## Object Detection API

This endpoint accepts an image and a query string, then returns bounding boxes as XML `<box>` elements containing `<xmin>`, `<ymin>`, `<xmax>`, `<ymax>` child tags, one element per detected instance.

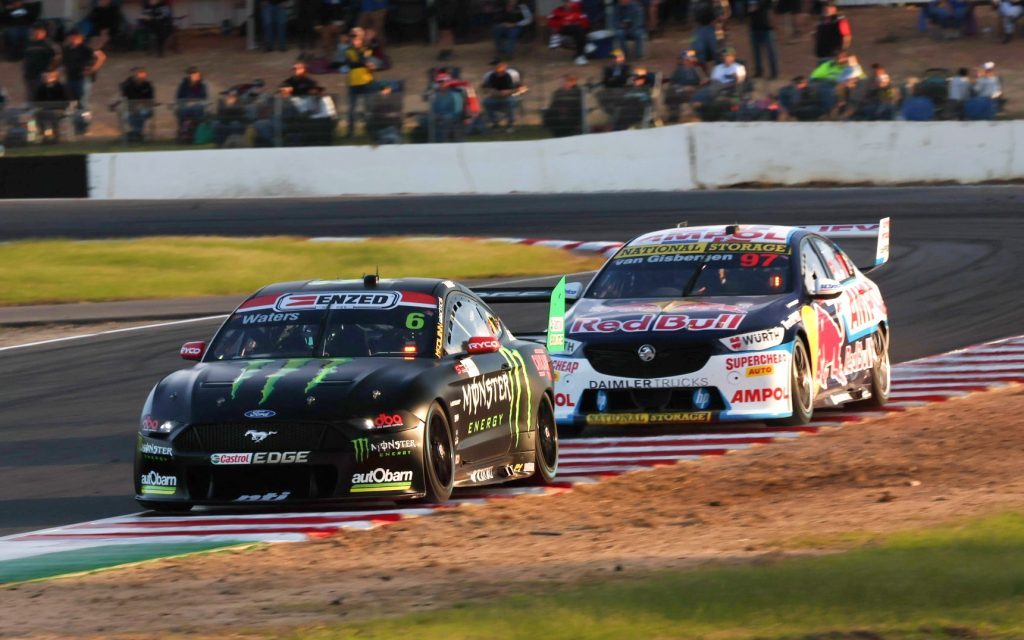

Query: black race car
<box><xmin>135</xmin><ymin>276</ymin><xmax>558</xmax><ymax>511</ymax></box>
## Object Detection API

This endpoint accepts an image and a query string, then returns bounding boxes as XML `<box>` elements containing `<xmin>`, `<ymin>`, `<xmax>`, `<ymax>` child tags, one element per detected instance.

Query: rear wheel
<box><xmin>419</xmin><ymin>402</ymin><xmax>455</xmax><ymax>504</ymax></box>
<box><xmin>856</xmin><ymin>327</ymin><xmax>890</xmax><ymax>408</ymax></box>
<box><xmin>771</xmin><ymin>339</ymin><xmax>814</xmax><ymax>426</ymax></box>
<box><xmin>138</xmin><ymin>500</ymin><xmax>193</xmax><ymax>513</ymax></box>
<box><xmin>527</xmin><ymin>394</ymin><xmax>559</xmax><ymax>485</ymax></box>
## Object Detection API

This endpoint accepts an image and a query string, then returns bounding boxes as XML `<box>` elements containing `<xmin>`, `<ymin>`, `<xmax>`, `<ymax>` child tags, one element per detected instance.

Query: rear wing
<box><xmin>473</xmin><ymin>278</ymin><xmax>576</xmax><ymax>353</ymax></box>
<box><xmin>800</xmin><ymin>217</ymin><xmax>891</xmax><ymax>273</ymax></box>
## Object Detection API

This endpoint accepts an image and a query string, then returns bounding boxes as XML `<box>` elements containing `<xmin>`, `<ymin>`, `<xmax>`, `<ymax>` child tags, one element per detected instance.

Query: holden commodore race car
<box><xmin>135</xmin><ymin>276</ymin><xmax>558</xmax><ymax>511</ymax></box>
<box><xmin>543</xmin><ymin>221</ymin><xmax>892</xmax><ymax>434</ymax></box>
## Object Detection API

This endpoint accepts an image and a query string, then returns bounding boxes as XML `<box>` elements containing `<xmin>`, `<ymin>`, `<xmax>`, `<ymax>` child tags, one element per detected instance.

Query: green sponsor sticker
<box><xmin>547</xmin><ymin>276</ymin><xmax>566</xmax><ymax>354</ymax></box>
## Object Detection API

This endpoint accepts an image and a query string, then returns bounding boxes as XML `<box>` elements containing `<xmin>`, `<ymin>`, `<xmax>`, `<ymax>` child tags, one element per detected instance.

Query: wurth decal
<box><xmin>570</xmin><ymin>313</ymin><xmax>744</xmax><ymax>334</ymax></box>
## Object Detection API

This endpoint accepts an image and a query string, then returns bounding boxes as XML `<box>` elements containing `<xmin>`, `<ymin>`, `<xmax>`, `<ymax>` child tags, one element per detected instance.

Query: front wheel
<box><xmin>527</xmin><ymin>394</ymin><xmax>559</xmax><ymax>485</ymax></box>
<box><xmin>419</xmin><ymin>402</ymin><xmax>455</xmax><ymax>504</ymax></box>
<box><xmin>856</xmin><ymin>327</ymin><xmax>890</xmax><ymax>408</ymax></box>
<box><xmin>770</xmin><ymin>339</ymin><xmax>814</xmax><ymax>426</ymax></box>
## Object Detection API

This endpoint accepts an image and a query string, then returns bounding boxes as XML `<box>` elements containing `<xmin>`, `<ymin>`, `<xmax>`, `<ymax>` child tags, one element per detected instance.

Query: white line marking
<box><xmin>0</xmin><ymin>315</ymin><xmax>227</xmax><ymax>352</ymax></box>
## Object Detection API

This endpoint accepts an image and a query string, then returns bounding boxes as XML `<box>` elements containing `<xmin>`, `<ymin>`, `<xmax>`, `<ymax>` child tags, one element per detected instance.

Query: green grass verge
<box><xmin>0</xmin><ymin>237</ymin><xmax>602</xmax><ymax>306</ymax></box>
<box><xmin>282</xmin><ymin>513</ymin><xmax>1024</xmax><ymax>640</ymax></box>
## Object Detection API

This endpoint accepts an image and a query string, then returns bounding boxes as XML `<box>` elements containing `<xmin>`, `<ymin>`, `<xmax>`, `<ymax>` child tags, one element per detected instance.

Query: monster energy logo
<box><xmin>353</xmin><ymin>437</ymin><xmax>370</xmax><ymax>462</ymax></box>
<box><xmin>498</xmin><ymin>347</ymin><xmax>532</xmax><ymax>447</ymax></box>
<box><xmin>353</xmin><ymin>437</ymin><xmax>416</xmax><ymax>462</ymax></box>
<box><xmin>258</xmin><ymin>359</ymin><xmax>311</xmax><ymax>405</ymax></box>
<box><xmin>304</xmin><ymin>358</ymin><xmax>351</xmax><ymax>394</ymax></box>
<box><xmin>231</xmin><ymin>360</ymin><xmax>272</xmax><ymax>400</ymax></box>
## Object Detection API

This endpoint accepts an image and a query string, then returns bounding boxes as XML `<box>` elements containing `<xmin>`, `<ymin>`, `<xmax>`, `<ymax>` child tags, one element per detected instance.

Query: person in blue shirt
<box><xmin>612</xmin><ymin>0</ymin><xmax>646</xmax><ymax>58</ymax></box>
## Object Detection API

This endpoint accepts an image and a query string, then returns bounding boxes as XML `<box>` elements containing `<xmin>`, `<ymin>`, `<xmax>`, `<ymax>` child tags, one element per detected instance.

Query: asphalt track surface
<box><xmin>2</xmin><ymin>187</ymin><xmax>1023</xmax><ymax>536</ymax></box>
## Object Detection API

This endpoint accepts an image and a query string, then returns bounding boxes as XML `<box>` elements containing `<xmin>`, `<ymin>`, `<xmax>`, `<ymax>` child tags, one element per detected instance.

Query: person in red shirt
<box><xmin>547</xmin><ymin>0</ymin><xmax>591</xmax><ymax>65</ymax></box>
<box><xmin>813</xmin><ymin>2</ymin><xmax>851</xmax><ymax>59</ymax></box>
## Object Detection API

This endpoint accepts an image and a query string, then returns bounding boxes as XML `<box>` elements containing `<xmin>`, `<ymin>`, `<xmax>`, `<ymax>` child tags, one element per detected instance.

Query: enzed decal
<box><xmin>585</xmin><ymin>412</ymin><xmax>712</xmax><ymax>425</ymax></box>
<box><xmin>140</xmin><ymin>470</ymin><xmax>177</xmax><ymax>495</ymax></box>
<box><xmin>259</xmin><ymin>359</ymin><xmax>312</xmax><ymax>405</ymax></box>
<box><xmin>231</xmin><ymin>360</ymin><xmax>272</xmax><ymax>400</ymax></box>
<box><xmin>274</xmin><ymin>291</ymin><xmax>400</xmax><ymax>312</ymax></box>
<box><xmin>350</xmin><ymin>468</ymin><xmax>414</xmax><ymax>492</ymax></box>
<box><xmin>304</xmin><ymin>358</ymin><xmax>352</xmax><ymax>394</ymax></box>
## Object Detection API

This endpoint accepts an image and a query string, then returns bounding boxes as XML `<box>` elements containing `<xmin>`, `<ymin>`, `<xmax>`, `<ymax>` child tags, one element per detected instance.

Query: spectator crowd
<box><xmin>0</xmin><ymin>0</ymin><xmax>1014</xmax><ymax>146</ymax></box>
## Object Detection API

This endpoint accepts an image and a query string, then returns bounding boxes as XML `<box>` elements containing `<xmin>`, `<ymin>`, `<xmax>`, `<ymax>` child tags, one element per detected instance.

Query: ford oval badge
<box><xmin>244</xmin><ymin>409</ymin><xmax>276</xmax><ymax>419</ymax></box>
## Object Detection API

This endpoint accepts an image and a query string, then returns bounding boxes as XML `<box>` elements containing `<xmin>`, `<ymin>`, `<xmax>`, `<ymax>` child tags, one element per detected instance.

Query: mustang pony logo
<box><xmin>245</xmin><ymin>430</ymin><xmax>277</xmax><ymax>443</ymax></box>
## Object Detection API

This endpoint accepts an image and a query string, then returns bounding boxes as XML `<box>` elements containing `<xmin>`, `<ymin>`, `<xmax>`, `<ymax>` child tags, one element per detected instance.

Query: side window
<box><xmin>444</xmin><ymin>295</ymin><xmax>494</xmax><ymax>355</ymax></box>
<box><xmin>811</xmin><ymin>237</ymin><xmax>854</xmax><ymax>282</ymax></box>
<box><xmin>801</xmin><ymin>240</ymin><xmax>831</xmax><ymax>292</ymax></box>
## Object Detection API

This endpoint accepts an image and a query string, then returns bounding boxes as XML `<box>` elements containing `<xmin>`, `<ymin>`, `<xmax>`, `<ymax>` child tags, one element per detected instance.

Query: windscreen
<box><xmin>207</xmin><ymin>291</ymin><xmax>439</xmax><ymax>360</ymax></box>
<box><xmin>588</xmin><ymin>242</ymin><xmax>794</xmax><ymax>299</ymax></box>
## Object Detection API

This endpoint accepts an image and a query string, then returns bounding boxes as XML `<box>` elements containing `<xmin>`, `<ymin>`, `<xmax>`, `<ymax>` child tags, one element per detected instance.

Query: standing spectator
<box><xmin>813</xmin><ymin>2</ymin><xmax>850</xmax><ymax>59</ymax></box>
<box><xmin>344</xmin><ymin>27</ymin><xmax>376</xmax><ymax>136</ymax></box>
<box><xmin>612</xmin><ymin>0</ymin><xmax>646</xmax><ymax>59</ymax></box>
<box><xmin>436</xmin><ymin>0</ymin><xmax>457</xmax><ymax>60</ymax></box>
<box><xmin>710</xmin><ymin>47</ymin><xmax>746</xmax><ymax>86</ymax></box>
<box><xmin>33</xmin><ymin>67</ymin><xmax>70</xmax><ymax>142</ymax></box>
<box><xmin>747</xmin><ymin>0</ymin><xmax>777</xmax><ymax>79</ymax></box>
<box><xmin>492</xmin><ymin>0</ymin><xmax>532</xmax><ymax>60</ymax></box>
<box><xmin>284</xmin><ymin>61</ymin><xmax>320</xmax><ymax>96</ymax></box>
<box><xmin>996</xmin><ymin>0</ymin><xmax>1022</xmax><ymax>42</ymax></box>
<box><xmin>774</xmin><ymin>0</ymin><xmax>802</xmax><ymax>41</ymax></box>
<box><xmin>430</xmin><ymin>74</ymin><xmax>464</xmax><ymax>141</ymax></box>
<box><xmin>87</xmin><ymin>0</ymin><xmax>124</xmax><ymax>45</ymax></box>
<box><xmin>664</xmin><ymin>50</ymin><xmax>704</xmax><ymax>122</ymax></box>
<box><xmin>358</xmin><ymin>0</ymin><xmax>388</xmax><ymax>44</ymax></box>
<box><xmin>140</xmin><ymin>0</ymin><xmax>173</xmax><ymax>56</ymax></box>
<box><xmin>947</xmin><ymin>66</ymin><xmax>970</xmax><ymax>117</ymax></box>
<box><xmin>119</xmin><ymin>66</ymin><xmax>155</xmax><ymax>141</ymax></box>
<box><xmin>62</xmin><ymin>28</ymin><xmax>104</xmax><ymax>134</ymax></box>
<box><xmin>22</xmin><ymin>23</ymin><xmax>56</xmax><ymax>101</ymax></box>
<box><xmin>481</xmin><ymin>60</ymin><xmax>524</xmax><ymax>131</ymax></box>
<box><xmin>294</xmin><ymin>0</ymin><xmax>318</xmax><ymax>50</ymax></box>
<box><xmin>175</xmin><ymin>66</ymin><xmax>208</xmax><ymax>125</ymax></box>
<box><xmin>262</xmin><ymin>0</ymin><xmax>288</xmax><ymax>51</ymax></box>
<box><xmin>543</xmin><ymin>74</ymin><xmax>583</xmax><ymax>136</ymax></box>
<box><xmin>547</xmin><ymin>0</ymin><xmax>590</xmax><ymax>65</ymax></box>
<box><xmin>973</xmin><ymin>62</ymin><xmax>1002</xmax><ymax>99</ymax></box>
<box><xmin>602</xmin><ymin>48</ymin><xmax>632</xmax><ymax>87</ymax></box>
<box><xmin>691</xmin><ymin>0</ymin><xmax>728</xmax><ymax>68</ymax></box>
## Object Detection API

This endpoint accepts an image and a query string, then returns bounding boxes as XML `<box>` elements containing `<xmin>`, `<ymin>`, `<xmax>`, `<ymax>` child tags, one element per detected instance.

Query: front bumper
<box><xmin>552</xmin><ymin>343</ymin><xmax>795</xmax><ymax>427</ymax></box>
<box><xmin>134</xmin><ymin>420</ymin><xmax>424</xmax><ymax>506</ymax></box>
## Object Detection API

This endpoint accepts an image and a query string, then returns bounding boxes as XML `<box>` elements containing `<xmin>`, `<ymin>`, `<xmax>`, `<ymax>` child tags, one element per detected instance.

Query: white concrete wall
<box><xmin>88</xmin><ymin>126</ymin><xmax>695</xmax><ymax>199</ymax></box>
<box><xmin>88</xmin><ymin>122</ymin><xmax>1024</xmax><ymax>199</ymax></box>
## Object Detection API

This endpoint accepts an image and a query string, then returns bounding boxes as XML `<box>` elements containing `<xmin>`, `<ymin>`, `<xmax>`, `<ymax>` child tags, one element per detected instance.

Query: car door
<box><xmin>805</xmin><ymin>236</ymin><xmax>858</xmax><ymax>392</ymax></box>
<box><xmin>444</xmin><ymin>293</ymin><xmax>515</xmax><ymax>463</ymax></box>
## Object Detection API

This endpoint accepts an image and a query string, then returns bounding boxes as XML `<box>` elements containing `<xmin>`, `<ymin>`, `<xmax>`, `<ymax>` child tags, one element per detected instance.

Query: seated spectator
<box><xmin>918</xmin><ymin>0</ymin><xmax>973</xmax><ymax>35</ymax></box>
<box><xmin>284</xmin><ymin>61</ymin><xmax>320</xmax><ymax>96</ymax></box>
<box><xmin>87</xmin><ymin>0</ymin><xmax>125</xmax><ymax>45</ymax></box>
<box><xmin>809</xmin><ymin>50</ymin><xmax>853</xmax><ymax>83</ymax></box>
<box><xmin>543</xmin><ymin>73</ymin><xmax>583</xmax><ymax>136</ymax></box>
<box><xmin>175</xmin><ymin>66</ymin><xmax>208</xmax><ymax>124</ymax></box>
<box><xmin>2</xmin><ymin>0</ymin><xmax>41</xmax><ymax>60</ymax></box>
<box><xmin>492</xmin><ymin>0</ymin><xmax>532</xmax><ymax>60</ymax></box>
<box><xmin>119</xmin><ymin>66</ymin><xmax>155</xmax><ymax>141</ymax></box>
<box><xmin>900</xmin><ymin>86</ymin><xmax>936</xmax><ymax>121</ymax></box>
<box><xmin>860</xmin><ymin>62</ymin><xmax>896</xmax><ymax>120</ymax></box>
<box><xmin>366</xmin><ymin>84</ymin><xmax>403</xmax><ymax>144</ymax></box>
<box><xmin>253</xmin><ymin>83</ymin><xmax>306</xmax><ymax>145</ymax></box>
<box><xmin>613</xmin><ymin>69</ymin><xmax>653</xmax><ymax>129</ymax></box>
<box><xmin>363</xmin><ymin>28</ymin><xmax>391</xmax><ymax>70</ymax></box>
<box><xmin>612</xmin><ymin>0</ymin><xmax>646</xmax><ymax>59</ymax></box>
<box><xmin>602</xmin><ymin>49</ymin><xmax>632</xmax><ymax>88</ymax></box>
<box><xmin>777</xmin><ymin>75</ymin><xmax>833</xmax><ymax>121</ymax></box>
<box><xmin>691</xmin><ymin>0</ymin><xmax>729</xmax><ymax>69</ymax></box>
<box><xmin>33</xmin><ymin>67</ymin><xmax>70</xmax><ymax>142</ymax></box>
<box><xmin>547</xmin><ymin>0</ymin><xmax>590</xmax><ymax>65</ymax></box>
<box><xmin>139</xmin><ymin>0</ymin><xmax>173</xmax><ymax>56</ymax></box>
<box><xmin>710</xmin><ymin>47</ymin><xmax>746</xmax><ymax>87</ymax></box>
<box><xmin>947</xmin><ymin>66</ymin><xmax>970</xmax><ymax>117</ymax></box>
<box><xmin>996</xmin><ymin>0</ymin><xmax>1023</xmax><ymax>42</ymax></box>
<box><xmin>213</xmin><ymin>90</ymin><xmax>249</xmax><ymax>147</ymax></box>
<box><xmin>963</xmin><ymin>94</ymin><xmax>998</xmax><ymax>120</ymax></box>
<box><xmin>664</xmin><ymin>50</ymin><xmax>705</xmax><ymax>122</ymax></box>
<box><xmin>973</xmin><ymin>61</ymin><xmax>1002</xmax><ymax>100</ymax></box>
<box><xmin>481</xmin><ymin>60</ymin><xmax>525</xmax><ymax>131</ymax></box>
<box><xmin>430</xmin><ymin>73</ymin><xmax>465</xmax><ymax>142</ymax></box>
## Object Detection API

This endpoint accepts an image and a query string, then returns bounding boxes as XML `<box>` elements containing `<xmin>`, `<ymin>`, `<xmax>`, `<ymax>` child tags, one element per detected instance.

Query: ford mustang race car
<box><xmin>542</xmin><ymin>221</ymin><xmax>891</xmax><ymax>433</ymax></box>
<box><xmin>135</xmin><ymin>276</ymin><xmax>558</xmax><ymax>511</ymax></box>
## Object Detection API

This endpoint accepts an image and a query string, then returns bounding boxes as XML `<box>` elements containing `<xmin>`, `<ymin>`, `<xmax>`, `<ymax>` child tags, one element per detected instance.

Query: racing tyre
<box><xmin>419</xmin><ymin>402</ymin><xmax>455</xmax><ymax>504</ymax></box>
<box><xmin>138</xmin><ymin>500</ymin><xmax>193</xmax><ymax>513</ymax></box>
<box><xmin>771</xmin><ymin>339</ymin><xmax>814</xmax><ymax>426</ymax></box>
<box><xmin>526</xmin><ymin>394</ymin><xmax>559</xmax><ymax>485</ymax></box>
<box><xmin>856</xmin><ymin>327</ymin><xmax>890</xmax><ymax>408</ymax></box>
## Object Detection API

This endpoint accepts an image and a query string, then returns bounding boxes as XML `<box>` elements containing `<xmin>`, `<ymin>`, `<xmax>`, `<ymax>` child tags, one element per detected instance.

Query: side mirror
<box><xmin>180</xmin><ymin>341</ymin><xmax>206</xmax><ymax>361</ymax></box>
<box><xmin>565</xmin><ymin>282</ymin><xmax>583</xmax><ymax>301</ymax></box>
<box><xmin>809</xmin><ymin>278</ymin><xmax>843</xmax><ymax>300</ymax></box>
<box><xmin>465</xmin><ymin>336</ymin><xmax>501</xmax><ymax>355</ymax></box>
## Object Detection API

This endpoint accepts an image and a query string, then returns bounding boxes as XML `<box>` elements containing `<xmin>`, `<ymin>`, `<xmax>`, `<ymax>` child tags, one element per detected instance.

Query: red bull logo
<box><xmin>816</xmin><ymin>306</ymin><xmax>847</xmax><ymax>387</ymax></box>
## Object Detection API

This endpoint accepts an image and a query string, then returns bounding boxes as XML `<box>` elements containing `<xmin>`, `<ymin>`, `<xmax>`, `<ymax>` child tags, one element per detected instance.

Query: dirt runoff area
<box><xmin>3</xmin><ymin>385</ymin><xmax>1024</xmax><ymax>639</ymax></box>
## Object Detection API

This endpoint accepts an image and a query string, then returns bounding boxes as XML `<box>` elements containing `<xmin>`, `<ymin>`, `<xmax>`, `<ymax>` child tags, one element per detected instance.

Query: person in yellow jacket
<box><xmin>345</xmin><ymin>27</ymin><xmax>377</xmax><ymax>137</ymax></box>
